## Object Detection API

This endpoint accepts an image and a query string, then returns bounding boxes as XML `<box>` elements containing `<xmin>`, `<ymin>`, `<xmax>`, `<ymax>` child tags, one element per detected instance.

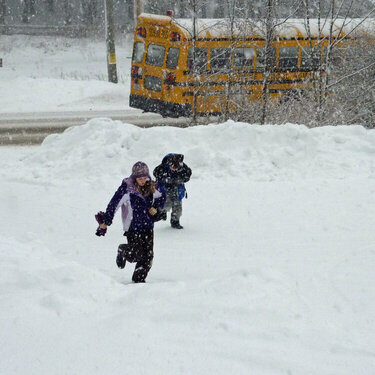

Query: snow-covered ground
<box><xmin>0</xmin><ymin>35</ymin><xmax>132</xmax><ymax>113</ymax></box>
<box><xmin>1</xmin><ymin>35</ymin><xmax>375</xmax><ymax>375</ymax></box>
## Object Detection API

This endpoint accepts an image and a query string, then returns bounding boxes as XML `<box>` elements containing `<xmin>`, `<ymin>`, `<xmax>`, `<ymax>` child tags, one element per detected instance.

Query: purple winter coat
<box><xmin>104</xmin><ymin>177</ymin><xmax>166</xmax><ymax>232</ymax></box>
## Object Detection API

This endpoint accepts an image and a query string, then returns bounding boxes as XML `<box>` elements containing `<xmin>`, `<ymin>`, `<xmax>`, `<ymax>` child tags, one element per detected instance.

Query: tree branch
<box><xmin>327</xmin><ymin>60</ymin><xmax>375</xmax><ymax>89</ymax></box>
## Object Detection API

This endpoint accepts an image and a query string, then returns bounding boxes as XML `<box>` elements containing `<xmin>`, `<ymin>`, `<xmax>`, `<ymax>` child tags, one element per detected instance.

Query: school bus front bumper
<box><xmin>129</xmin><ymin>94</ymin><xmax>192</xmax><ymax>118</ymax></box>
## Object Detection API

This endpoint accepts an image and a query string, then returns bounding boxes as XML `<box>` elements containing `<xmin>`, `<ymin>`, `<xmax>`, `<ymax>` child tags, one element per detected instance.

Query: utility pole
<box><xmin>105</xmin><ymin>0</ymin><xmax>118</xmax><ymax>83</ymax></box>
<box><xmin>134</xmin><ymin>0</ymin><xmax>144</xmax><ymax>26</ymax></box>
<box><xmin>0</xmin><ymin>0</ymin><xmax>6</xmax><ymax>24</ymax></box>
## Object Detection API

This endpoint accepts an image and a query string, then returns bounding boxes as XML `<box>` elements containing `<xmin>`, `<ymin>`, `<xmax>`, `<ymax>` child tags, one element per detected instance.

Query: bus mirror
<box><xmin>171</xmin><ymin>32</ymin><xmax>180</xmax><ymax>42</ymax></box>
<box><xmin>137</xmin><ymin>27</ymin><xmax>147</xmax><ymax>38</ymax></box>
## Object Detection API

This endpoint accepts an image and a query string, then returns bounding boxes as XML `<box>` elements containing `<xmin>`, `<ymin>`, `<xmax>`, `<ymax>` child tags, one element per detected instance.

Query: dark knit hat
<box><xmin>131</xmin><ymin>161</ymin><xmax>150</xmax><ymax>179</ymax></box>
<box><xmin>167</xmin><ymin>154</ymin><xmax>183</xmax><ymax>168</ymax></box>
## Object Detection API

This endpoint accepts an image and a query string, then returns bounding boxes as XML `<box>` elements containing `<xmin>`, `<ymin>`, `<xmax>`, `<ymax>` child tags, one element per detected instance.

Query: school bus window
<box><xmin>210</xmin><ymin>48</ymin><xmax>231</xmax><ymax>71</ymax></box>
<box><xmin>132</xmin><ymin>42</ymin><xmax>145</xmax><ymax>63</ymax></box>
<box><xmin>278</xmin><ymin>46</ymin><xmax>299</xmax><ymax>68</ymax></box>
<box><xmin>187</xmin><ymin>48</ymin><xmax>208</xmax><ymax>71</ymax></box>
<box><xmin>146</xmin><ymin>44</ymin><xmax>166</xmax><ymax>67</ymax></box>
<box><xmin>256</xmin><ymin>47</ymin><xmax>276</xmax><ymax>68</ymax></box>
<box><xmin>166</xmin><ymin>47</ymin><xmax>180</xmax><ymax>69</ymax></box>
<box><xmin>233</xmin><ymin>47</ymin><xmax>255</xmax><ymax>68</ymax></box>
<box><xmin>144</xmin><ymin>76</ymin><xmax>162</xmax><ymax>92</ymax></box>
<box><xmin>301</xmin><ymin>46</ymin><xmax>320</xmax><ymax>68</ymax></box>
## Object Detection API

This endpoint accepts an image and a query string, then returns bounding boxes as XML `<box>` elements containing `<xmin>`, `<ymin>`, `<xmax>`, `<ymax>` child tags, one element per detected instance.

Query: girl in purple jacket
<box><xmin>97</xmin><ymin>161</ymin><xmax>166</xmax><ymax>283</ymax></box>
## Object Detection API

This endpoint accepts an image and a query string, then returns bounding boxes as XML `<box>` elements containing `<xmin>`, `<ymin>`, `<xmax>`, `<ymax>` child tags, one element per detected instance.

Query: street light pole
<box><xmin>105</xmin><ymin>0</ymin><xmax>118</xmax><ymax>83</ymax></box>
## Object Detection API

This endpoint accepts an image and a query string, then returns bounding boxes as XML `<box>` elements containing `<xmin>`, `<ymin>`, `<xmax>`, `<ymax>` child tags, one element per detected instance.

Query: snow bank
<box><xmin>3</xmin><ymin>119</ymin><xmax>374</xmax><ymax>184</ymax></box>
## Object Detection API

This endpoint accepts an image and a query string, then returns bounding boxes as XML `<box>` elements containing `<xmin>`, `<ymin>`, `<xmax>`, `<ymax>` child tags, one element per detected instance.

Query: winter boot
<box><xmin>116</xmin><ymin>245</ymin><xmax>127</xmax><ymax>269</ymax></box>
<box><xmin>171</xmin><ymin>219</ymin><xmax>183</xmax><ymax>229</ymax></box>
<box><xmin>132</xmin><ymin>267</ymin><xmax>148</xmax><ymax>283</ymax></box>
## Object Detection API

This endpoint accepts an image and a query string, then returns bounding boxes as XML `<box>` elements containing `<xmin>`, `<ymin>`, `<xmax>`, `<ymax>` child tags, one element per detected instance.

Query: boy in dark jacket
<box><xmin>153</xmin><ymin>153</ymin><xmax>192</xmax><ymax>229</ymax></box>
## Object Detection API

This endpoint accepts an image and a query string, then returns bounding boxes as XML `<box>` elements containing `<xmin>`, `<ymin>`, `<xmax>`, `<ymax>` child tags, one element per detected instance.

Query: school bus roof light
<box><xmin>137</xmin><ymin>27</ymin><xmax>146</xmax><ymax>38</ymax></box>
<box><xmin>171</xmin><ymin>32</ymin><xmax>181</xmax><ymax>42</ymax></box>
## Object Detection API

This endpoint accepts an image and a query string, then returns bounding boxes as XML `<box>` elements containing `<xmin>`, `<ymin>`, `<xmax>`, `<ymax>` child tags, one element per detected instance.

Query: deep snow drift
<box><xmin>1</xmin><ymin>120</ymin><xmax>375</xmax><ymax>375</ymax></box>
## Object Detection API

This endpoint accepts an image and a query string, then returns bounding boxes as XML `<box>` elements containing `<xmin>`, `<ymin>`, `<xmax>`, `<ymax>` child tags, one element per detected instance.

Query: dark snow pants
<box><xmin>163</xmin><ymin>187</ymin><xmax>182</xmax><ymax>222</ymax></box>
<box><xmin>118</xmin><ymin>230</ymin><xmax>154</xmax><ymax>283</ymax></box>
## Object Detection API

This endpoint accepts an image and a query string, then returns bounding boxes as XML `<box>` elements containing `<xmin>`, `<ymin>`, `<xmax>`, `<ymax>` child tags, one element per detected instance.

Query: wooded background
<box><xmin>0</xmin><ymin>0</ymin><xmax>373</xmax><ymax>32</ymax></box>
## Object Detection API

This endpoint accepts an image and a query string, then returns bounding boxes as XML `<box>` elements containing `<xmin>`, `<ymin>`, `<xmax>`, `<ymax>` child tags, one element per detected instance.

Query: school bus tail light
<box><xmin>137</xmin><ymin>27</ymin><xmax>147</xmax><ymax>38</ymax></box>
<box><xmin>131</xmin><ymin>65</ymin><xmax>143</xmax><ymax>79</ymax></box>
<box><xmin>165</xmin><ymin>72</ymin><xmax>176</xmax><ymax>83</ymax></box>
<box><xmin>170</xmin><ymin>32</ymin><xmax>181</xmax><ymax>42</ymax></box>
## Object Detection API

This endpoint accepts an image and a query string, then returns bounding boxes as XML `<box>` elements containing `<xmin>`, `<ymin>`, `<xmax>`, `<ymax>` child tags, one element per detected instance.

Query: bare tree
<box><xmin>178</xmin><ymin>0</ymin><xmax>212</xmax><ymax>123</ymax></box>
<box><xmin>63</xmin><ymin>0</ymin><xmax>73</xmax><ymax>25</ymax></box>
<box><xmin>46</xmin><ymin>0</ymin><xmax>54</xmax><ymax>12</ymax></box>
<box><xmin>260</xmin><ymin>0</ymin><xmax>277</xmax><ymax>124</ymax></box>
<box><xmin>190</xmin><ymin>0</ymin><xmax>200</xmax><ymax>124</ymax></box>
<box><xmin>300</xmin><ymin>0</ymin><xmax>375</xmax><ymax>125</ymax></box>
<box><xmin>22</xmin><ymin>0</ymin><xmax>36</xmax><ymax>23</ymax></box>
<box><xmin>0</xmin><ymin>0</ymin><xmax>6</xmax><ymax>24</ymax></box>
<box><xmin>220</xmin><ymin>0</ymin><xmax>243</xmax><ymax>121</ymax></box>
<box><xmin>81</xmin><ymin>0</ymin><xmax>98</xmax><ymax>26</ymax></box>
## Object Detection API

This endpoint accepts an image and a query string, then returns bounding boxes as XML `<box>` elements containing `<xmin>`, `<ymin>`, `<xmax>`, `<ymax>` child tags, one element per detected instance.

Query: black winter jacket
<box><xmin>153</xmin><ymin>154</ymin><xmax>192</xmax><ymax>194</ymax></box>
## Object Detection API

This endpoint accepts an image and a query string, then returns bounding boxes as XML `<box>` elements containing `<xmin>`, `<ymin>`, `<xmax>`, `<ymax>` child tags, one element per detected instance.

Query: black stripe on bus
<box><xmin>172</xmin><ymin>78</ymin><xmax>310</xmax><ymax>88</ymax></box>
<box><xmin>182</xmin><ymin>89</ymin><xmax>255</xmax><ymax>97</ymax></box>
<box><xmin>186</xmin><ymin>36</ymin><xmax>327</xmax><ymax>42</ymax></box>
<box><xmin>183</xmin><ymin>67</ymin><xmax>320</xmax><ymax>75</ymax></box>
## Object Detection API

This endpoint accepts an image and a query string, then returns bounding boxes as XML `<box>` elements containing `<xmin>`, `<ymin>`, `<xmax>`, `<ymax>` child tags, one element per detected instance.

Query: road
<box><xmin>0</xmin><ymin>110</ymin><xmax>194</xmax><ymax>145</ymax></box>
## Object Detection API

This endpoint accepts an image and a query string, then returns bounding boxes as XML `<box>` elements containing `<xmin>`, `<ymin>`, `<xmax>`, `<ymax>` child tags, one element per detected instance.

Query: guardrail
<box><xmin>0</xmin><ymin>111</ymin><xmax>193</xmax><ymax>145</ymax></box>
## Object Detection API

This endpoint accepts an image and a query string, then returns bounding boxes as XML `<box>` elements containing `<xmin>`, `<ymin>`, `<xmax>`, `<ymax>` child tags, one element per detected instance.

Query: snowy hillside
<box><xmin>1</xmin><ymin>120</ymin><xmax>375</xmax><ymax>375</ymax></box>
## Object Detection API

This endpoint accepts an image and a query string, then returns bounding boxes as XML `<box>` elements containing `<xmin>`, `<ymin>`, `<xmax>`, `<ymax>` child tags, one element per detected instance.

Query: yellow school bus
<box><xmin>129</xmin><ymin>13</ymin><xmax>374</xmax><ymax>117</ymax></box>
